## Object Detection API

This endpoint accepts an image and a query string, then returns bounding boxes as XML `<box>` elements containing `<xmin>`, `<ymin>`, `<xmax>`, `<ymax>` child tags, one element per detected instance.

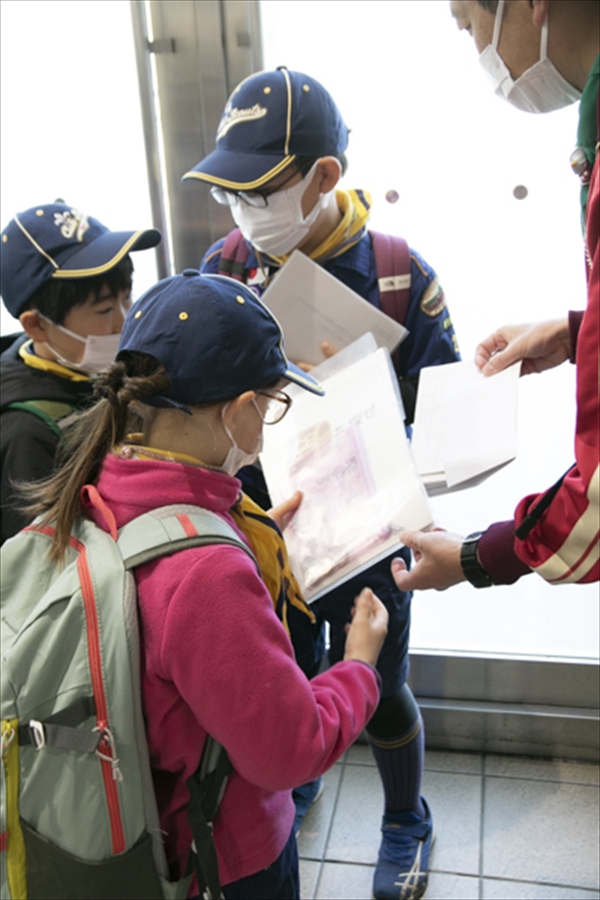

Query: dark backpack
<box><xmin>4</xmin><ymin>400</ymin><xmax>80</xmax><ymax>439</ymax></box>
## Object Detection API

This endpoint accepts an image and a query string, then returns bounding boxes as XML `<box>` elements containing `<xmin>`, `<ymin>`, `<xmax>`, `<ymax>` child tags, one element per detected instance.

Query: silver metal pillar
<box><xmin>130</xmin><ymin>0</ymin><xmax>263</xmax><ymax>275</ymax></box>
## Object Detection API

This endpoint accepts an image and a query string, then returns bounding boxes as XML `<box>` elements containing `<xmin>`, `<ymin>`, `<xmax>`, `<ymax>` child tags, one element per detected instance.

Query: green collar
<box><xmin>577</xmin><ymin>53</ymin><xmax>599</xmax><ymax>227</ymax></box>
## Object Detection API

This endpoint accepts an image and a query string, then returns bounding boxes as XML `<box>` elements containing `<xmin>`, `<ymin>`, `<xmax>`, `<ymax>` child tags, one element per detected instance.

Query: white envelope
<box><xmin>261</xmin><ymin>250</ymin><xmax>407</xmax><ymax>366</ymax></box>
<box><xmin>411</xmin><ymin>360</ymin><xmax>520</xmax><ymax>493</ymax></box>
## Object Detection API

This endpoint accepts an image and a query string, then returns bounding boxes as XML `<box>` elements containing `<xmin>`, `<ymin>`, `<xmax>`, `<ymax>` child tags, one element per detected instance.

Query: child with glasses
<box><xmin>184</xmin><ymin>67</ymin><xmax>457</xmax><ymax>900</ymax></box>
<box><xmin>20</xmin><ymin>271</ymin><xmax>388</xmax><ymax>900</ymax></box>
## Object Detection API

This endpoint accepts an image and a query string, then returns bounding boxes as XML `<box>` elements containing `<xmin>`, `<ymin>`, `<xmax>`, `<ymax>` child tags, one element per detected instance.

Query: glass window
<box><xmin>0</xmin><ymin>0</ymin><xmax>158</xmax><ymax>335</ymax></box>
<box><xmin>260</xmin><ymin>0</ymin><xmax>598</xmax><ymax>662</ymax></box>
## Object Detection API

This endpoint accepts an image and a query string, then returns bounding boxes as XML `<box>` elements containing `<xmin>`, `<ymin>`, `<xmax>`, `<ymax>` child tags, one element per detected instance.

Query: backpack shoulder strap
<box><xmin>117</xmin><ymin>504</ymin><xmax>258</xmax><ymax>571</ymax></box>
<box><xmin>370</xmin><ymin>231</ymin><xmax>412</xmax><ymax>326</ymax></box>
<box><xmin>117</xmin><ymin>504</ymin><xmax>246</xmax><ymax>900</ymax></box>
<box><xmin>186</xmin><ymin>735</ymin><xmax>233</xmax><ymax>900</ymax></box>
<box><xmin>4</xmin><ymin>400</ymin><xmax>78</xmax><ymax>438</ymax></box>
<box><xmin>218</xmin><ymin>228</ymin><xmax>251</xmax><ymax>283</ymax></box>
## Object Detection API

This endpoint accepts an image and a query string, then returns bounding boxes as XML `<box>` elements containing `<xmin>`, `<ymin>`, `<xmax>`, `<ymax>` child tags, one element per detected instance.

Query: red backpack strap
<box><xmin>370</xmin><ymin>231</ymin><xmax>412</xmax><ymax>326</ymax></box>
<box><xmin>218</xmin><ymin>228</ymin><xmax>251</xmax><ymax>283</ymax></box>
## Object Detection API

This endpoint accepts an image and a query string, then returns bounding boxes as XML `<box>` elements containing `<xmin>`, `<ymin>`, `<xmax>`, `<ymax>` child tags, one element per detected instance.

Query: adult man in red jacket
<box><xmin>394</xmin><ymin>0</ymin><xmax>599</xmax><ymax>592</ymax></box>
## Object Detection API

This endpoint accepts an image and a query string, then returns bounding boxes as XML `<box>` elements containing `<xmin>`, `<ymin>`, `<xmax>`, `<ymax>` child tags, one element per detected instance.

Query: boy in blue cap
<box><xmin>183</xmin><ymin>67</ymin><xmax>459</xmax><ymax>900</ymax></box>
<box><xmin>0</xmin><ymin>202</ymin><xmax>161</xmax><ymax>543</ymax></box>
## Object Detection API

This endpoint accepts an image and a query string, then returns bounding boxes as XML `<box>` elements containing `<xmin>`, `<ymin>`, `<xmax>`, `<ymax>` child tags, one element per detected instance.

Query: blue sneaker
<box><xmin>292</xmin><ymin>776</ymin><xmax>324</xmax><ymax>835</ymax></box>
<box><xmin>372</xmin><ymin>798</ymin><xmax>434</xmax><ymax>900</ymax></box>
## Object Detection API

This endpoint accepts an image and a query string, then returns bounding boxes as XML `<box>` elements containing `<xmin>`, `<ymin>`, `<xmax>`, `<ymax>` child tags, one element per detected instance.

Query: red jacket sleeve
<box><xmin>480</xmin><ymin>156</ymin><xmax>600</xmax><ymax>585</ymax></box>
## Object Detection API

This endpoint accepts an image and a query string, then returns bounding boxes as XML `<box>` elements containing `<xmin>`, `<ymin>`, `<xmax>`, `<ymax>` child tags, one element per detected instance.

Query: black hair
<box><xmin>475</xmin><ymin>0</ymin><xmax>499</xmax><ymax>12</ymax></box>
<box><xmin>22</xmin><ymin>254</ymin><xmax>134</xmax><ymax>325</ymax></box>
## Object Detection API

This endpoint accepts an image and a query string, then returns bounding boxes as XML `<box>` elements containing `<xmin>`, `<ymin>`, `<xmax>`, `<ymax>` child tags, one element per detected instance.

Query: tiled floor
<box><xmin>297</xmin><ymin>743</ymin><xmax>600</xmax><ymax>900</ymax></box>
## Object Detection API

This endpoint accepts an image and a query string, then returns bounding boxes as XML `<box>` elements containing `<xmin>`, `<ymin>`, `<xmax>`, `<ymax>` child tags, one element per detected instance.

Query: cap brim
<box><xmin>284</xmin><ymin>361</ymin><xmax>325</xmax><ymax>396</ymax></box>
<box><xmin>52</xmin><ymin>228</ymin><xmax>162</xmax><ymax>280</ymax></box>
<box><xmin>182</xmin><ymin>148</ymin><xmax>296</xmax><ymax>190</ymax></box>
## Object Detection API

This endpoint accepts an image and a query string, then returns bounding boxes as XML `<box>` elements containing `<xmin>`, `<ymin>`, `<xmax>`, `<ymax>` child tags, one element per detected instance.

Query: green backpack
<box><xmin>1</xmin><ymin>504</ymin><xmax>258</xmax><ymax>900</ymax></box>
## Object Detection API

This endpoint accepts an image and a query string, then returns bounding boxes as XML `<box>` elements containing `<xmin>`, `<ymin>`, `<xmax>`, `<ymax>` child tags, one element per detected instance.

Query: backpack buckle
<box><xmin>28</xmin><ymin>720</ymin><xmax>46</xmax><ymax>750</ymax></box>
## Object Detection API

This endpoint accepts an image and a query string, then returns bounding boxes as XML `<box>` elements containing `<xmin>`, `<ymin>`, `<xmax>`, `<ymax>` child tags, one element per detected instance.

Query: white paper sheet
<box><xmin>261</xmin><ymin>250</ymin><xmax>408</xmax><ymax>366</ymax></box>
<box><xmin>260</xmin><ymin>346</ymin><xmax>432</xmax><ymax>602</ymax></box>
<box><xmin>411</xmin><ymin>360</ymin><xmax>520</xmax><ymax>492</ymax></box>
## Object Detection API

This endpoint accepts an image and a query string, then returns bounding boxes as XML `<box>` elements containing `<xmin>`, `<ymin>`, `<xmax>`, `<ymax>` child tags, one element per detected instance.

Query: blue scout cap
<box><xmin>1</xmin><ymin>203</ymin><xmax>162</xmax><ymax>317</ymax></box>
<box><xmin>118</xmin><ymin>270</ymin><xmax>324</xmax><ymax>411</ymax></box>
<box><xmin>182</xmin><ymin>67</ymin><xmax>349</xmax><ymax>190</ymax></box>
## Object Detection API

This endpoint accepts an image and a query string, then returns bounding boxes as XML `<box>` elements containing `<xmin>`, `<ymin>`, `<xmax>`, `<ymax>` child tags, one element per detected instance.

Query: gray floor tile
<box><xmin>324</xmin><ymin>764</ymin><xmax>483</xmax><ymax>876</ymax></box>
<box><xmin>485</xmin><ymin>754</ymin><xmax>600</xmax><ymax>785</ymax></box>
<box><xmin>298</xmin><ymin>765</ymin><xmax>343</xmax><ymax>861</ymax></box>
<box><xmin>426</xmin><ymin>750</ymin><xmax>484</xmax><ymax>775</ymax></box>
<box><xmin>345</xmin><ymin>743</ymin><xmax>375</xmax><ymax>766</ymax></box>
<box><xmin>315</xmin><ymin>864</ymin><xmax>481</xmax><ymax>899</ymax></box>
<box><xmin>300</xmin><ymin>859</ymin><xmax>321</xmax><ymax>900</ymax></box>
<box><xmin>315</xmin><ymin>861</ymin><xmax>374</xmax><ymax>900</ymax></box>
<box><xmin>425</xmin><ymin>872</ymin><xmax>480</xmax><ymax>899</ymax></box>
<box><xmin>347</xmin><ymin>744</ymin><xmax>484</xmax><ymax>774</ymax></box>
<box><xmin>422</xmin><ymin>770</ymin><xmax>482</xmax><ymax>876</ymax></box>
<box><xmin>325</xmin><ymin>762</ymin><xmax>383</xmax><ymax>864</ymax></box>
<box><xmin>483</xmin><ymin>777</ymin><xmax>599</xmax><ymax>889</ymax></box>
<box><xmin>482</xmin><ymin>877</ymin><xmax>600</xmax><ymax>899</ymax></box>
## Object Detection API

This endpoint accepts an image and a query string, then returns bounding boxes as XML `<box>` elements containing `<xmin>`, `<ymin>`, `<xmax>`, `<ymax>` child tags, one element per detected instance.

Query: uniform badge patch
<box><xmin>53</xmin><ymin>209</ymin><xmax>89</xmax><ymax>242</ymax></box>
<box><xmin>420</xmin><ymin>277</ymin><xmax>446</xmax><ymax>317</ymax></box>
<box><xmin>217</xmin><ymin>104</ymin><xmax>267</xmax><ymax>140</ymax></box>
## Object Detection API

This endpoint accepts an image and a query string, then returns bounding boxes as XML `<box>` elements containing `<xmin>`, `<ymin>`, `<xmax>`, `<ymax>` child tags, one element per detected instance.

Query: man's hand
<box><xmin>474</xmin><ymin>319</ymin><xmax>570</xmax><ymax>377</ymax></box>
<box><xmin>269</xmin><ymin>490</ymin><xmax>302</xmax><ymax>532</ymax></box>
<box><xmin>391</xmin><ymin>528</ymin><xmax>466</xmax><ymax>592</ymax></box>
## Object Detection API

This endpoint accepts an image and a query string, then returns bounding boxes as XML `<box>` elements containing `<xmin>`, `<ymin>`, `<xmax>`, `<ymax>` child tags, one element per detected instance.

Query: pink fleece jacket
<box><xmin>88</xmin><ymin>453</ymin><xmax>380</xmax><ymax>887</ymax></box>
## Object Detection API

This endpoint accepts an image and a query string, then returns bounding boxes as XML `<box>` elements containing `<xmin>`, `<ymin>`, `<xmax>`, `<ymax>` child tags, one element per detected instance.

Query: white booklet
<box><xmin>411</xmin><ymin>360</ymin><xmax>520</xmax><ymax>494</ymax></box>
<box><xmin>260</xmin><ymin>341</ymin><xmax>432</xmax><ymax>603</ymax></box>
<box><xmin>261</xmin><ymin>250</ymin><xmax>407</xmax><ymax>366</ymax></box>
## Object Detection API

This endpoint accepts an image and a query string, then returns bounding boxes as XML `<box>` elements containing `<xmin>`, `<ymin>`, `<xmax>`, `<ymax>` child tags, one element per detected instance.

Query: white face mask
<box><xmin>37</xmin><ymin>313</ymin><xmax>122</xmax><ymax>376</ymax></box>
<box><xmin>231</xmin><ymin>160</ymin><xmax>339</xmax><ymax>257</ymax></box>
<box><xmin>479</xmin><ymin>0</ymin><xmax>581</xmax><ymax>114</ymax></box>
<box><xmin>218</xmin><ymin>402</ymin><xmax>264</xmax><ymax>477</ymax></box>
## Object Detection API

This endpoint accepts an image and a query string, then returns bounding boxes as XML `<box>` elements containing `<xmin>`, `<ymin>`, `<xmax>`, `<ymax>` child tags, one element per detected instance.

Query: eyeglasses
<box><xmin>210</xmin><ymin>160</ymin><xmax>314</xmax><ymax>209</ymax></box>
<box><xmin>254</xmin><ymin>389</ymin><xmax>293</xmax><ymax>425</ymax></box>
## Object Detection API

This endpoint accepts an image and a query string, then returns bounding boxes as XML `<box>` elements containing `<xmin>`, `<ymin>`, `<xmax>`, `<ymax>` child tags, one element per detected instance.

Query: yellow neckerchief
<box><xmin>18</xmin><ymin>339</ymin><xmax>91</xmax><ymax>382</ymax></box>
<box><xmin>230</xmin><ymin>492</ymin><xmax>315</xmax><ymax>633</ymax></box>
<box><xmin>262</xmin><ymin>188</ymin><xmax>372</xmax><ymax>270</ymax></box>
<box><xmin>116</xmin><ymin>438</ymin><xmax>315</xmax><ymax>634</ymax></box>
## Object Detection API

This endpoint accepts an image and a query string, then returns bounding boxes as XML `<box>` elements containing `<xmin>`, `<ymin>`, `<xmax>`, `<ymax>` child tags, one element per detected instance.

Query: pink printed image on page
<box><xmin>287</xmin><ymin>421</ymin><xmax>391</xmax><ymax>590</ymax></box>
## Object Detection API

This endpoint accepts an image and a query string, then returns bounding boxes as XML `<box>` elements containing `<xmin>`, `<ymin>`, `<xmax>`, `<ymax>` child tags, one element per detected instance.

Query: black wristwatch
<box><xmin>460</xmin><ymin>532</ymin><xmax>494</xmax><ymax>588</ymax></box>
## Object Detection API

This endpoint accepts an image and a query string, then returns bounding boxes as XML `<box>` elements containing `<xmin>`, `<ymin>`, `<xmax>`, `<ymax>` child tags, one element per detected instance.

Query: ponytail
<box><xmin>19</xmin><ymin>353</ymin><xmax>170</xmax><ymax>563</ymax></box>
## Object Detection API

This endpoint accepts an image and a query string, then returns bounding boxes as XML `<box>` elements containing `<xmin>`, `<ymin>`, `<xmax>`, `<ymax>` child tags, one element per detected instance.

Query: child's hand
<box><xmin>268</xmin><ymin>490</ymin><xmax>302</xmax><ymax>532</ymax></box>
<box><xmin>343</xmin><ymin>588</ymin><xmax>388</xmax><ymax>669</ymax></box>
<box><xmin>292</xmin><ymin>341</ymin><xmax>337</xmax><ymax>372</ymax></box>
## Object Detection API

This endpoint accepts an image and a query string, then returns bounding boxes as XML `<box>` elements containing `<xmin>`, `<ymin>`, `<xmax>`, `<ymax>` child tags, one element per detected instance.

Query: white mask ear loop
<box><xmin>539</xmin><ymin>12</ymin><xmax>549</xmax><ymax>60</ymax></box>
<box><xmin>491</xmin><ymin>0</ymin><xmax>504</xmax><ymax>50</ymax></box>
<box><xmin>37</xmin><ymin>299</ymin><xmax>129</xmax><ymax>343</ymax></box>
<box><xmin>493</xmin><ymin>0</ymin><xmax>548</xmax><ymax>61</ymax></box>
<box><xmin>218</xmin><ymin>402</ymin><xmax>264</xmax><ymax>476</ymax></box>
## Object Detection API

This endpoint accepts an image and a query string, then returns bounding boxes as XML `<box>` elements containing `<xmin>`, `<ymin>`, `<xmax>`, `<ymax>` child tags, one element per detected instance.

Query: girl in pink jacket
<box><xmin>24</xmin><ymin>272</ymin><xmax>387</xmax><ymax>899</ymax></box>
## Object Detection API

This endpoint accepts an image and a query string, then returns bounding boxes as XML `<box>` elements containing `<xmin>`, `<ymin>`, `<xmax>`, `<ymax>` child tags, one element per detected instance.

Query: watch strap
<box><xmin>460</xmin><ymin>531</ymin><xmax>494</xmax><ymax>588</ymax></box>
